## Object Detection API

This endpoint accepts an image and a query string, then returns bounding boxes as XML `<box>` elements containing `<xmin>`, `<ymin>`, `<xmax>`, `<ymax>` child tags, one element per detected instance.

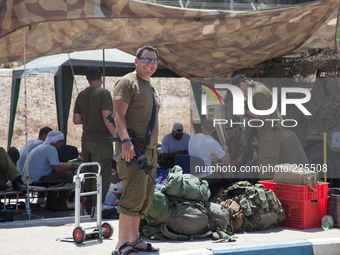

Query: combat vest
<box><xmin>220</xmin><ymin>181</ymin><xmax>286</xmax><ymax>232</ymax></box>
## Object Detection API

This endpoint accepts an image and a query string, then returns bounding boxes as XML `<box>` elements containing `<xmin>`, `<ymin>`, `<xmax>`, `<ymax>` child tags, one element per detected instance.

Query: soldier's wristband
<box><xmin>121</xmin><ymin>137</ymin><xmax>132</xmax><ymax>144</ymax></box>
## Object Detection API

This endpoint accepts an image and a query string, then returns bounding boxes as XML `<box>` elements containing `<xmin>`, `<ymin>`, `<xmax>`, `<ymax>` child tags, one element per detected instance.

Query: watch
<box><xmin>121</xmin><ymin>137</ymin><xmax>132</xmax><ymax>144</ymax></box>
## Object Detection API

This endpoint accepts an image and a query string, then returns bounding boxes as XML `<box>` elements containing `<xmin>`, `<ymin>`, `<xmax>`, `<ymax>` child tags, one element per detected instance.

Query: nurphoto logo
<box><xmin>198</xmin><ymin>82</ymin><xmax>312</xmax><ymax>128</ymax></box>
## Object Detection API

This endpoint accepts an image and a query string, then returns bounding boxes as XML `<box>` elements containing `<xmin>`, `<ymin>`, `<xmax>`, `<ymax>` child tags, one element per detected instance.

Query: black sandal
<box><xmin>112</xmin><ymin>242</ymin><xmax>140</xmax><ymax>255</ymax></box>
<box><xmin>131</xmin><ymin>237</ymin><xmax>160</xmax><ymax>252</ymax></box>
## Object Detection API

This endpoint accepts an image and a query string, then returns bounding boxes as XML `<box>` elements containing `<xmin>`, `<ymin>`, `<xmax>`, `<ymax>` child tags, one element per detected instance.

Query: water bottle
<box><xmin>321</xmin><ymin>215</ymin><xmax>334</xmax><ymax>230</ymax></box>
<box><xmin>25</xmin><ymin>194</ymin><xmax>31</xmax><ymax>220</ymax></box>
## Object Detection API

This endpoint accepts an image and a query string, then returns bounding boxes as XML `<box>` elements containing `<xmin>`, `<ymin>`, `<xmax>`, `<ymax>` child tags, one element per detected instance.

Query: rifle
<box><xmin>107</xmin><ymin>114</ymin><xmax>156</xmax><ymax>185</ymax></box>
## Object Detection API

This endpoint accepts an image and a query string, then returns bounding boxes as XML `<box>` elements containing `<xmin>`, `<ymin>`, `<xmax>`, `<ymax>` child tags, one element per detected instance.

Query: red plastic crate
<box><xmin>259</xmin><ymin>180</ymin><xmax>328</xmax><ymax>229</ymax></box>
<box><xmin>259</xmin><ymin>180</ymin><xmax>328</xmax><ymax>201</ymax></box>
<box><xmin>279</xmin><ymin>198</ymin><xmax>327</xmax><ymax>229</ymax></box>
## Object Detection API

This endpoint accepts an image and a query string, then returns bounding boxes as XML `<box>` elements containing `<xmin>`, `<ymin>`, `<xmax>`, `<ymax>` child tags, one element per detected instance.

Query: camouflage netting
<box><xmin>262</xmin><ymin>47</ymin><xmax>340</xmax><ymax>143</ymax></box>
<box><xmin>0</xmin><ymin>0</ymin><xmax>339</xmax><ymax>78</ymax></box>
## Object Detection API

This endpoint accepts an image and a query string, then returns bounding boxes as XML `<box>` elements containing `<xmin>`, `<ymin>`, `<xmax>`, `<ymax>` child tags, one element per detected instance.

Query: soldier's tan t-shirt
<box><xmin>74</xmin><ymin>86</ymin><xmax>113</xmax><ymax>144</ymax></box>
<box><xmin>112</xmin><ymin>72</ymin><xmax>159</xmax><ymax>149</ymax></box>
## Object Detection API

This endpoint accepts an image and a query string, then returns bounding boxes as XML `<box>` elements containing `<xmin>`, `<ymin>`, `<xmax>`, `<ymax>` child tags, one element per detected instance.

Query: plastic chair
<box><xmin>174</xmin><ymin>154</ymin><xmax>206</xmax><ymax>174</ymax></box>
<box><xmin>58</xmin><ymin>144</ymin><xmax>79</xmax><ymax>162</ymax></box>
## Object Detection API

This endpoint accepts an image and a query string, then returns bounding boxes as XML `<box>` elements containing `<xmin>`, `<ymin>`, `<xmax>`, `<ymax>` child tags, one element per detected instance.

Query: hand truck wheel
<box><xmin>73</xmin><ymin>226</ymin><xmax>86</xmax><ymax>244</ymax></box>
<box><xmin>101</xmin><ymin>222</ymin><xmax>114</xmax><ymax>239</ymax></box>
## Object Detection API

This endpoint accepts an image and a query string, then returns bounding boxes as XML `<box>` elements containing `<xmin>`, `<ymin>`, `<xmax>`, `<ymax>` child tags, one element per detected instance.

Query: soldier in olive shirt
<box><xmin>112</xmin><ymin>46</ymin><xmax>160</xmax><ymax>254</ymax></box>
<box><xmin>73</xmin><ymin>66</ymin><xmax>116</xmax><ymax>215</ymax></box>
<box><xmin>231</xmin><ymin>75</ymin><xmax>283</xmax><ymax>180</ymax></box>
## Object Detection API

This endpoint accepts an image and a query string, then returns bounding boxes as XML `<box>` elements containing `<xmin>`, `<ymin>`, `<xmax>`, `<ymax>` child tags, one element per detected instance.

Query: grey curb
<box><xmin>159</xmin><ymin>238</ymin><xmax>340</xmax><ymax>255</ymax></box>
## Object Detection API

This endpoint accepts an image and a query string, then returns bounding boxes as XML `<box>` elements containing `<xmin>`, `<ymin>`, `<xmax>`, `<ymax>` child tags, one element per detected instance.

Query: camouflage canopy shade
<box><xmin>0</xmin><ymin>0</ymin><xmax>339</xmax><ymax>78</ymax></box>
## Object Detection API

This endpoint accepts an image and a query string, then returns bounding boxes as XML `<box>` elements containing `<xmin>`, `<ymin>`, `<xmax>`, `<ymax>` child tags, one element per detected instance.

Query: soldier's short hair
<box><xmin>136</xmin><ymin>45</ymin><xmax>159</xmax><ymax>59</ymax></box>
<box><xmin>86</xmin><ymin>66</ymin><xmax>102</xmax><ymax>82</ymax></box>
<box><xmin>39</xmin><ymin>126</ymin><xmax>52</xmax><ymax>138</ymax></box>
<box><xmin>202</xmin><ymin>118</ymin><xmax>215</xmax><ymax>132</ymax></box>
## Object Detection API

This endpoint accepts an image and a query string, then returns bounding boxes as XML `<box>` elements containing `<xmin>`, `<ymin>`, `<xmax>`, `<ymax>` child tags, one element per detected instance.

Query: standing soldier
<box><xmin>230</xmin><ymin>75</ymin><xmax>283</xmax><ymax>180</ymax></box>
<box><xmin>73</xmin><ymin>66</ymin><xmax>116</xmax><ymax>215</ymax></box>
<box><xmin>112</xmin><ymin>46</ymin><xmax>160</xmax><ymax>255</ymax></box>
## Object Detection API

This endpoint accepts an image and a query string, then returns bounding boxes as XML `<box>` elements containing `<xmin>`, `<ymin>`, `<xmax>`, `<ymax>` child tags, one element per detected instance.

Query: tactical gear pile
<box><xmin>139</xmin><ymin>167</ymin><xmax>286</xmax><ymax>242</ymax></box>
<box><xmin>219</xmin><ymin>181</ymin><xmax>286</xmax><ymax>232</ymax></box>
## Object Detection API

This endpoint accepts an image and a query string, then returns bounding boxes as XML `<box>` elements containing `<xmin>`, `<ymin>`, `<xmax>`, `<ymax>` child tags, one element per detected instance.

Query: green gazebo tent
<box><xmin>8</xmin><ymin>49</ymin><xmax>179</xmax><ymax>148</ymax></box>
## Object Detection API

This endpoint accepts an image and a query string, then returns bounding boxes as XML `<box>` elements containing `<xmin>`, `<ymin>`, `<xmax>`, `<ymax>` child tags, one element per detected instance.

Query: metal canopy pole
<box><xmin>102</xmin><ymin>49</ymin><xmax>106</xmax><ymax>88</ymax></box>
<box><xmin>23</xmin><ymin>27</ymin><xmax>31</xmax><ymax>220</ymax></box>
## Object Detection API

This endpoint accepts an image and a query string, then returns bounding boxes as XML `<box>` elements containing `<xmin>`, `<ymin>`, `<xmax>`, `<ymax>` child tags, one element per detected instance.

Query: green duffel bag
<box><xmin>143</xmin><ymin>190</ymin><xmax>170</xmax><ymax>226</ymax></box>
<box><xmin>161</xmin><ymin>165</ymin><xmax>211</xmax><ymax>202</ymax></box>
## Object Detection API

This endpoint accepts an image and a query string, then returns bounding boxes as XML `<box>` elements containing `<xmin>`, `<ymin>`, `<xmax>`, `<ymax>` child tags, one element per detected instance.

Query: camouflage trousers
<box><xmin>0</xmin><ymin>147</ymin><xmax>21</xmax><ymax>190</ymax></box>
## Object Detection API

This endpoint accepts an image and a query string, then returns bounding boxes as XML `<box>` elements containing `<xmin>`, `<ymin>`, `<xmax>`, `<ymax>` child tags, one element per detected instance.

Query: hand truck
<box><xmin>72</xmin><ymin>162</ymin><xmax>113</xmax><ymax>244</ymax></box>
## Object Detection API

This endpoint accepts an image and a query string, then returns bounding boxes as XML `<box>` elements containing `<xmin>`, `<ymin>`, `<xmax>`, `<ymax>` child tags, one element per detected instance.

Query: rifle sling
<box><xmin>141</xmin><ymin>90</ymin><xmax>157</xmax><ymax>155</ymax></box>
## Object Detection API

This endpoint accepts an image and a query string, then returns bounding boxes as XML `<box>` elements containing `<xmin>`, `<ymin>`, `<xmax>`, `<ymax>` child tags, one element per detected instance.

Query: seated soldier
<box><xmin>158</xmin><ymin>122</ymin><xmax>190</xmax><ymax>169</ymax></box>
<box><xmin>23</xmin><ymin>130</ymin><xmax>78</xmax><ymax>211</ymax></box>
<box><xmin>0</xmin><ymin>147</ymin><xmax>26</xmax><ymax>191</ymax></box>
<box><xmin>189</xmin><ymin>119</ymin><xmax>231</xmax><ymax>202</ymax></box>
<box><xmin>17</xmin><ymin>126</ymin><xmax>52</xmax><ymax>174</ymax></box>
<box><xmin>189</xmin><ymin>118</ymin><xmax>230</xmax><ymax>178</ymax></box>
<box><xmin>18</xmin><ymin>127</ymin><xmax>53</xmax><ymax>205</ymax></box>
<box><xmin>17</xmin><ymin>127</ymin><xmax>52</xmax><ymax>174</ymax></box>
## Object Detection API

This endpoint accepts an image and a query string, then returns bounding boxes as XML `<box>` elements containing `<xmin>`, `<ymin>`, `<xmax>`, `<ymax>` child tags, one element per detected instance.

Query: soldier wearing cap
<box><xmin>230</xmin><ymin>75</ymin><xmax>283</xmax><ymax>180</ymax></box>
<box><xmin>73</xmin><ymin>66</ymin><xmax>116</xmax><ymax>215</ymax></box>
<box><xmin>158</xmin><ymin>122</ymin><xmax>190</xmax><ymax>169</ymax></box>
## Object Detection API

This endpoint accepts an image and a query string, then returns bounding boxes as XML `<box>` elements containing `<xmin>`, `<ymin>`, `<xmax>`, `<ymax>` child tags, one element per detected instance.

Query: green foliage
<box><xmin>258</xmin><ymin>4</ymin><xmax>270</xmax><ymax>10</ymax></box>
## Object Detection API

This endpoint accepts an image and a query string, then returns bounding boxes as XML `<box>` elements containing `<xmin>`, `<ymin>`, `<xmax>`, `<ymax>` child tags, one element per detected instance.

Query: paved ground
<box><xmin>1</xmin><ymin>204</ymin><xmax>340</xmax><ymax>255</ymax></box>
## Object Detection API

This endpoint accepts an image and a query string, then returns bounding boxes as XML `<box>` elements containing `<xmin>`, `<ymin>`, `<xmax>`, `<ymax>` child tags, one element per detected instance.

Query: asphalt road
<box><xmin>1</xmin><ymin>214</ymin><xmax>340</xmax><ymax>255</ymax></box>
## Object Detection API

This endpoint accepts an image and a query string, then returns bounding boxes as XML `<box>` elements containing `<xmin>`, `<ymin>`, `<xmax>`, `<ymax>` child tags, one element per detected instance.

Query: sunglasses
<box><xmin>138</xmin><ymin>57</ymin><xmax>158</xmax><ymax>64</ymax></box>
<box><xmin>225</xmin><ymin>127</ymin><xmax>235</xmax><ymax>131</ymax></box>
